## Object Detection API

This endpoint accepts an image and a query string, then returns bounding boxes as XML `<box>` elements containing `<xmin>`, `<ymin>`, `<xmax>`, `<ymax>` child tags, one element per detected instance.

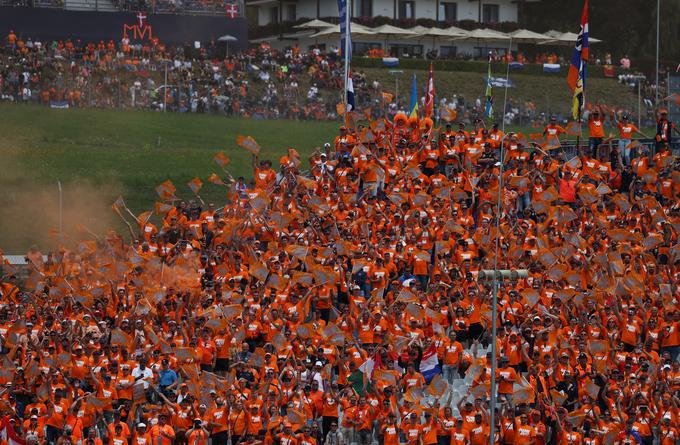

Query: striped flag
<box><xmin>484</xmin><ymin>55</ymin><xmax>493</xmax><ymax>120</ymax></box>
<box><xmin>568</xmin><ymin>0</ymin><xmax>589</xmax><ymax>119</ymax></box>
<box><xmin>337</xmin><ymin>0</ymin><xmax>351</xmax><ymax>58</ymax></box>
<box><xmin>347</xmin><ymin>72</ymin><xmax>355</xmax><ymax>111</ymax></box>
<box><xmin>423</xmin><ymin>63</ymin><xmax>435</xmax><ymax>118</ymax></box>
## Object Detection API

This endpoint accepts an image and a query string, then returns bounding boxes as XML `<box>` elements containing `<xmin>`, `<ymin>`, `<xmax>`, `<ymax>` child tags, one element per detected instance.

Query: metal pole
<box><xmin>395</xmin><ymin>77</ymin><xmax>398</xmax><ymax>104</ymax></box>
<box><xmin>164</xmin><ymin>61</ymin><xmax>168</xmax><ymax>113</ymax></box>
<box><xmin>638</xmin><ymin>80</ymin><xmax>641</xmax><ymax>130</ymax></box>
<box><xmin>343</xmin><ymin>0</ymin><xmax>351</xmax><ymax>107</ymax></box>
<box><xmin>489</xmin><ymin>37</ymin><xmax>512</xmax><ymax>445</ymax></box>
<box><xmin>655</xmin><ymin>0</ymin><xmax>660</xmax><ymax>104</ymax></box>
<box><xmin>57</xmin><ymin>180</ymin><xmax>63</xmax><ymax>233</ymax></box>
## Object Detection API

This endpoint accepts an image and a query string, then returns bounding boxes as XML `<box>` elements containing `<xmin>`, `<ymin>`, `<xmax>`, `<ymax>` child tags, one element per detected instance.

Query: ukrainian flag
<box><xmin>408</xmin><ymin>74</ymin><xmax>418</xmax><ymax>118</ymax></box>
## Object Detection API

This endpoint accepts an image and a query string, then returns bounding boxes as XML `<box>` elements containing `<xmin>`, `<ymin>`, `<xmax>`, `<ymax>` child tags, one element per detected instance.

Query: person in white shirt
<box><xmin>131</xmin><ymin>356</ymin><xmax>154</xmax><ymax>389</ymax></box>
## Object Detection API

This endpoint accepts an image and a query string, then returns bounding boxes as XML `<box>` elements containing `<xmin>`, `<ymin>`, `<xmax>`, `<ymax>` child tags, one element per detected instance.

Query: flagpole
<box><xmin>655</xmin><ymin>0</ymin><xmax>660</xmax><ymax>105</ymax></box>
<box><xmin>343</xmin><ymin>0</ymin><xmax>351</xmax><ymax>107</ymax></box>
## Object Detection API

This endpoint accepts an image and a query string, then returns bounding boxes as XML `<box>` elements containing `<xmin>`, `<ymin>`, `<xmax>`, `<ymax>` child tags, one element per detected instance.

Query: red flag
<box><xmin>424</xmin><ymin>63</ymin><xmax>435</xmax><ymax>118</ymax></box>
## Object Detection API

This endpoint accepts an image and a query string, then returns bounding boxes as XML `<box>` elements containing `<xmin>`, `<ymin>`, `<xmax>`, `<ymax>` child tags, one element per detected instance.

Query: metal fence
<box><xmin>556</xmin><ymin>137</ymin><xmax>680</xmax><ymax>160</ymax></box>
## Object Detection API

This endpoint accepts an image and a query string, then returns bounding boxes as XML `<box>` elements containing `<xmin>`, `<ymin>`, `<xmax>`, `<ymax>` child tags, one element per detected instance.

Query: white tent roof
<box><xmin>456</xmin><ymin>28</ymin><xmax>510</xmax><ymax>40</ymax></box>
<box><xmin>408</xmin><ymin>26</ymin><xmax>463</xmax><ymax>39</ymax></box>
<box><xmin>444</xmin><ymin>26</ymin><xmax>470</xmax><ymax>37</ymax></box>
<box><xmin>371</xmin><ymin>24</ymin><xmax>417</xmax><ymax>36</ymax></box>
<box><xmin>508</xmin><ymin>28</ymin><xmax>554</xmax><ymax>43</ymax></box>
<box><xmin>409</xmin><ymin>25</ymin><xmax>430</xmax><ymax>34</ymax></box>
<box><xmin>293</xmin><ymin>19</ymin><xmax>334</xmax><ymax>29</ymax></box>
<box><xmin>249</xmin><ymin>30</ymin><xmax>315</xmax><ymax>44</ymax></box>
<box><xmin>544</xmin><ymin>30</ymin><xmax>564</xmax><ymax>38</ymax></box>
<box><xmin>540</xmin><ymin>30</ymin><xmax>601</xmax><ymax>45</ymax></box>
<box><xmin>558</xmin><ymin>31</ymin><xmax>602</xmax><ymax>43</ymax></box>
<box><xmin>309</xmin><ymin>24</ymin><xmax>376</xmax><ymax>38</ymax></box>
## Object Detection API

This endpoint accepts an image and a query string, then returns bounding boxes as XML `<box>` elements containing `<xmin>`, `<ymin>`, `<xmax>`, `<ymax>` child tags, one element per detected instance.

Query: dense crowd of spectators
<box><xmin>1</xmin><ymin>31</ymin><xmax>657</xmax><ymax>126</ymax></box>
<box><xmin>1</xmin><ymin>24</ymin><xmax>680</xmax><ymax>445</ymax></box>
<box><xmin>1</xmin><ymin>104</ymin><xmax>679</xmax><ymax>445</ymax></box>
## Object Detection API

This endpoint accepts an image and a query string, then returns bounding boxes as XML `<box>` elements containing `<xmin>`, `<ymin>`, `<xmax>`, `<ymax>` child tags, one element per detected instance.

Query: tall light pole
<box><xmin>655</xmin><ymin>0</ymin><xmax>660</xmax><ymax>104</ymax></box>
<box><xmin>478</xmin><ymin>269</ymin><xmax>528</xmax><ymax>445</ymax></box>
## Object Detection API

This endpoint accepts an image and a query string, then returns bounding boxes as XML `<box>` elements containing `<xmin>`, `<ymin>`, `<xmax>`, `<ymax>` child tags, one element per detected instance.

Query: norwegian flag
<box><xmin>136</xmin><ymin>12</ymin><xmax>147</xmax><ymax>28</ymax></box>
<box><xmin>567</xmin><ymin>0</ymin><xmax>589</xmax><ymax>92</ymax></box>
<box><xmin>424</xmin><ymin>62</ymin><xmax>435</xmax><ymax>118</ymax></box>
<box><xmin>225</xmin><ymin>3</ymin><xmax>238</xmax><ymax>18</ymax></box>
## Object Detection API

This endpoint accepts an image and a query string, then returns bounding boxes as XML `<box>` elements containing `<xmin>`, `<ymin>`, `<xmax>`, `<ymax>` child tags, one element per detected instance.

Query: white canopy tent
<box><xmin>508</xmin><ymin>29</ymin><xmax>555</xmax><ymax>44</ymax></box>
<box><xmin>408</xmin><ymin>26</ymin><xmax>468</xmax><ymax>57</ymax></box>
<box><xmin>293</xmin><ymin>19</ymin><xmax>334</xmax><ymax>30</ymax></box>
<box><xmin>309</xmin><ymin>23</ymin><xmax>376</xmax><ymax>38</ymax></box>
<box><xmin>443</xmin><ymin>26</ymin><xmax>470</xmax><ymax>38</ymax></box>
<box><xmin>541</xmin><ymin>30</ymin><xmax>602</xmax><ymax>45</ymax></box>
<box><xmin>370</xmin><ymin>24</ymin><xmax>418</xmax><ymax>53</ymax></box>
<box><xmin>454</xmin><ymin>28</ymin><xmax>511</xmax><ymax>57</ymax></box>
<box><xmin>455</xmin><ymin>28</ymin><xmax>511</xmax><ymax>41</ymax></box>
<box><xmin>217</xmin><ymin>34</ymin><xmax>238</xmax><ymax>56</ymax></box>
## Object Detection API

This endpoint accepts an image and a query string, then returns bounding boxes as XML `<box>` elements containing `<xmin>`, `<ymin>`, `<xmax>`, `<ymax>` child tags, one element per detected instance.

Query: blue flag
<box><xmin>408</xmin><ymin>74</ymin><xmax>418</xmax><ymax>118</ymax></box>
<box><xmin>337</xmin><ymin>0</ymin><xmax>351</xmax><ymax>59</ymax></box>
<box><xmin>485</xmin><ymin>56</ymin><xmax>493</xmax><ymax>120</ymax></box>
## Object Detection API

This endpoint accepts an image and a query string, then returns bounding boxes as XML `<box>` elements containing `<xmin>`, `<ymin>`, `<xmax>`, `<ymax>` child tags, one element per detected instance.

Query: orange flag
<box><xmin>214</xmin><ymin>152</ymin><xmax>230</xmax><ymax>168</ymax></box>
<box><xmin>236</xmin><ymin>135</ymin><xmax>260</xmax><ymax>154</ymax></box>
<box><xmin>137</xmin><ymin>211</ymin><xmax>152</xmax><ymax>225</ymax></box>
<box><xmin>208</xmin><ymin>173</ymin><xmax>226</xmax><ymax>186</ymax></box>
<box><xmin>188</xmin><ymin>177</ymin><xmax>203</xmax><ymax>194</ymax></box>
<box><xmin>110</xmin><ymin>328</ymin><xmax>133</xmax><ymax>348</ymax></box>
<box><xmin>155</xmin><ymin>202</ymin><xmax>174</xmax><ymax>214</ymax></box>
<box><xmin>155</xmin><ymin>180</ymin><xmax>177</xmax><ymax>201</ymax></box>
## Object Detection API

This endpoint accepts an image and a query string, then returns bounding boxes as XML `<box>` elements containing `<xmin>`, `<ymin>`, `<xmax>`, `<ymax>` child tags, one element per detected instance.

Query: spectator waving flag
<box><xmin>567</xmin><ymin>0</ymin><xmax>589</xmax><ymax>119</ymax></box>
<box><xmin>423</xmin><ymin>63</ymin><xmax>435</xmax><ymax>118</ymax></box>
<box><xmin>408</xmin><ymin>74</ymin><xmax>418</xmax><ymax>118</ymax></box>
<box><xmin>0</xmin><ymin>416</ymin><xmax>25</xmax><ymax>445</ymax></box>
<box><xmin>337</xmin><ymin>0</ymin><xmax>351</xmax><ymax>59</ymax></box>
<box><xmin>484</xmin><ymin>55</ymin><xmax>493</xmax><ymax>120</ymax></box>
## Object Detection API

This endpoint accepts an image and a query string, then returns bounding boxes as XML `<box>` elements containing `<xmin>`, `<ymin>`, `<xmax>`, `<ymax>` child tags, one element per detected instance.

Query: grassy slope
<box><xmin>0</xmin><ymin>104</ymin><xmax>337</xmax><ymax>251</ymax></box>
<box><xmin>0</xmin><ymin>80</ymin><xmax>645</xmax><ymax>252</ymax></box>
<box><xmin>360</xmin><ymin>68</ymin><xmax>640</xmax><ymax>115</ymax></box>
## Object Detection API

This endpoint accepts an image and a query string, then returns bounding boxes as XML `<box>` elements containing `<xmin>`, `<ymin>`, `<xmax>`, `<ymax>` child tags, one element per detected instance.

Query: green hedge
<box><xmin>351</xmin><ymin>57</ymin><xmax>617</xmax><ymax>78</ymax></box>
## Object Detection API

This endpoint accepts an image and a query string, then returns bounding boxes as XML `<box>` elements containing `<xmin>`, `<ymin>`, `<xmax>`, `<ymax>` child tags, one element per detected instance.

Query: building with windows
<box><xmin>248</xmin><ymin>0</ymin><xmax>540</xmax><ymax>57</ymax></box>
<box><xmin>249</xmin><ymin>0</ymin><xmax>531</xmax><ymax>27</ymax></box>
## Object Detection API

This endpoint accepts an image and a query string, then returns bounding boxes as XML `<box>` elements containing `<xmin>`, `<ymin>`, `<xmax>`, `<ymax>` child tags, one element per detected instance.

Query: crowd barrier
<box><xmin>555</xmin><ymin>137</ymin><xmax>680</xmax><ymax>160</ymax></box>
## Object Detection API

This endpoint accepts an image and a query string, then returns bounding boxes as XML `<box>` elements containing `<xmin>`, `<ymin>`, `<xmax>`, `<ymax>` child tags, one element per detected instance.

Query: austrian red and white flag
<box><xmin>136</xmin><ymin>12</ymin><xmax>147</xmax><ymax>28</ymax></box>
<box><xmin>423</xmin><ymin>62</ymin><xmax>435</xmax><ymax>118</ymax></box>
<box><xmin>225</xmin><ymin>3</ymin><xmax>238</xmax><ymax>18</ymax></box>
<box><xmin>1</xmin><ymin>417</ymin><xmax>26</xmax><ymax>445</ymax></box>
